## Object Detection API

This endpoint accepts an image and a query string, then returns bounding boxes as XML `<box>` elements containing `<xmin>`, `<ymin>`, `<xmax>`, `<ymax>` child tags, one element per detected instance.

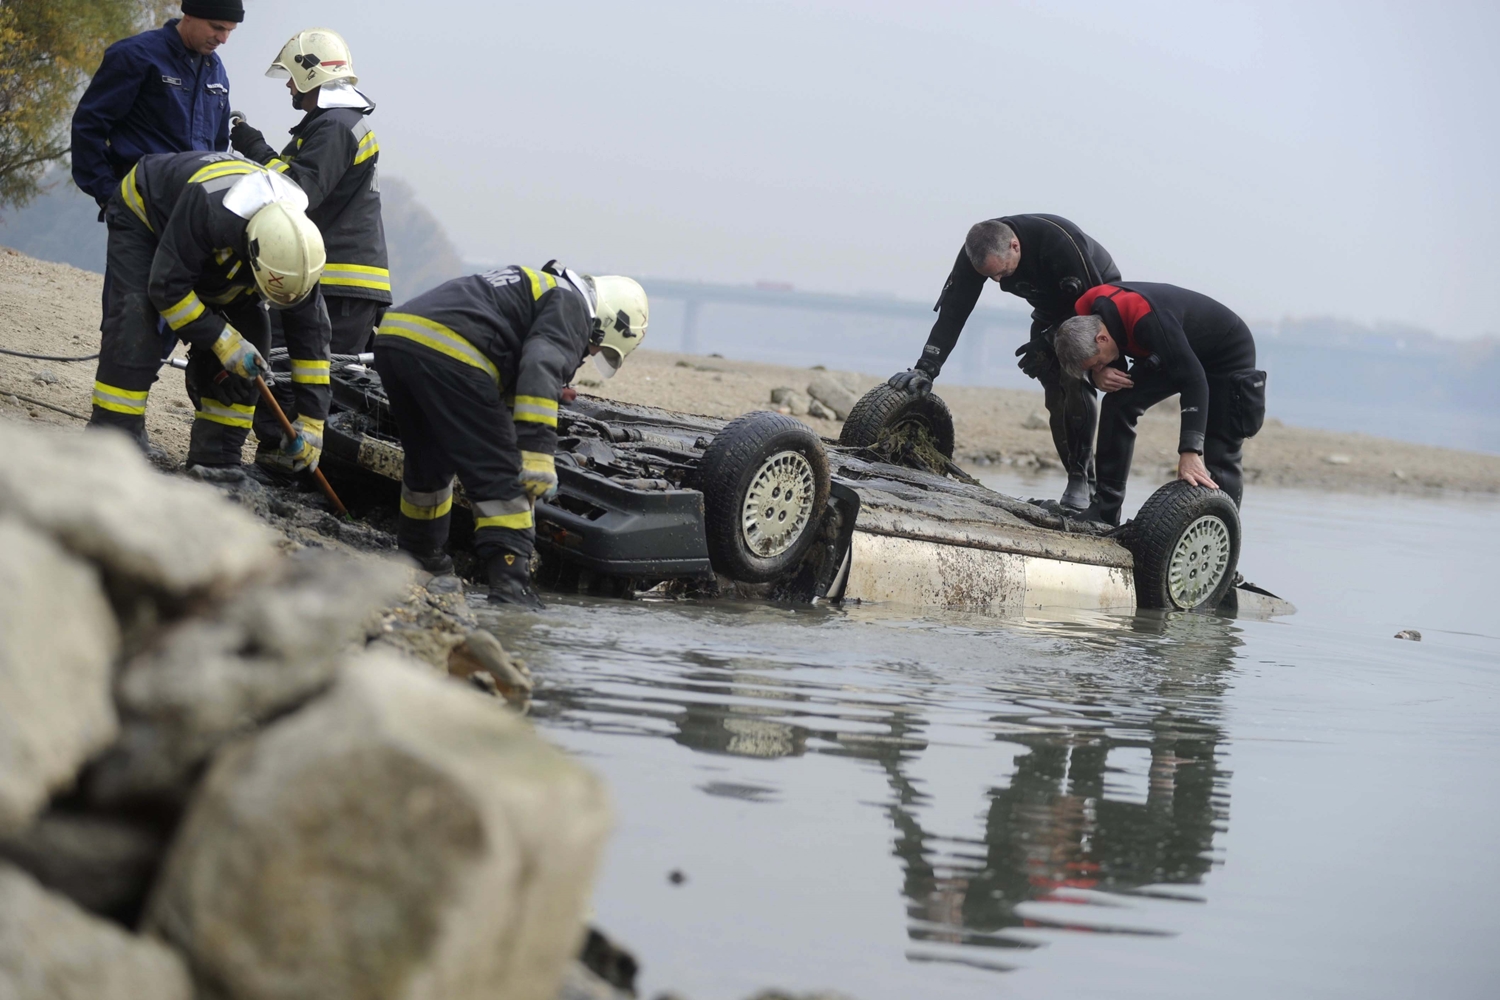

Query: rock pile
<box><xmin>0</xmin><ymin>421</ymin><xmax>610</xmax><ymax>1000</ymax></box>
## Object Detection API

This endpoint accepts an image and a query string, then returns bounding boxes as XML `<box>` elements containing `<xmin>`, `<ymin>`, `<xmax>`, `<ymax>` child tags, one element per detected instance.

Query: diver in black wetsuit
<box><xmin>888</xmin><ymin>215</ymin><xmax>1120</xmax><ymax>510</ymax></box>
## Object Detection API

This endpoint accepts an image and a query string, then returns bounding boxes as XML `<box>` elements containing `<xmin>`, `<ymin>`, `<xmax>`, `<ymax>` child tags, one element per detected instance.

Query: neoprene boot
<box><xmin>487</xmin><ymin>554</ymin><xmax>545</xmax><ymax>610</ymax></box>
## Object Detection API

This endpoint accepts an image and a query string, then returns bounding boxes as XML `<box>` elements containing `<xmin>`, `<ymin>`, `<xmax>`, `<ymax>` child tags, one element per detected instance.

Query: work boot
<box><xmin>400</xmin><ymin>545</ymin><xmax>454</xmax><ymax>576</ymax></box>
<box><xmin>185</xmin><ymin>463</ymin><xmax>251</xmax><ymax>484</ymax></box>
<box><xmin>487</xmin><ymin>554</ymin><xmax>545</xmax><ymax>610</ymax></box>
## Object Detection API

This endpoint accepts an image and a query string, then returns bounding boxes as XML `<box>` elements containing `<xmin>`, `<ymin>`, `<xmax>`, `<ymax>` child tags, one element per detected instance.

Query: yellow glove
<box><xmin>518</xmin><ymin>450</ymin><xmax>557</xmax><ymax>500</ymax></box>
<box><xmin>278</xmin><ymin>416</ymin><xmax>324</xmax><ymax>473</ymax></box>
<box><xmin>210</xmin><ymin>325</ymin><xmax>268</xmax><ymax>380</ymax></box>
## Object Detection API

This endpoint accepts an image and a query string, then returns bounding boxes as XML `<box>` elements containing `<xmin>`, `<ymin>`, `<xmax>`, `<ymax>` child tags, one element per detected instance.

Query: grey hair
<box><xmin>964</xmin><ymin>220</ymin><xmax>1017</xmax><ymax>270</ymax></box>
<box><xmin>1053</xmin><ymin>315</ymin><xmax>1105</xmax><ymax>379</ymax></box>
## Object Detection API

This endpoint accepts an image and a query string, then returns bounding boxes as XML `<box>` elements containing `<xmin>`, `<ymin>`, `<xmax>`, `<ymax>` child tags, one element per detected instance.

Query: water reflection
<box><xmin>506</xmin><ymin>599</ymin><xmax>1242</xmax><ymax>976</ymax></box>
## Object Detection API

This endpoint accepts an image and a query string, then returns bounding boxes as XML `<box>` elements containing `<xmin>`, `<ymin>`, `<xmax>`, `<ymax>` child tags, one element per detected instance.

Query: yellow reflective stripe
<box><xmin>513</xmin><ymin>394</ymin><xmax>559</xmax><ymax>427</ymax></box>
<box><xmin>268</xmin><ymin>158</ymin><xmax>292</xmax><ymax>173</ymax></box>
<box><xmin>119</xmin><ymin>167</ymin><xmax>151</xmax><ymax>230</ymax></box>
<box><xmin>194</xmin><ymin>399</ymin><xmax>255</xmax><ymax>428</ymax></box>
<box><xmin>289</xmin><ymin>359</ymin><xmax>331</xmax><ymax>384</ymax></box>
<box><xmin>520</xmin><ymin>267</ymin><xmax>557</xmax><ymax>301</ymax></box>
<box><xmin>475</xmin><ymin>510</ymin><xmax>534</xmax><ymax>530</ymax></box>
<box><xmin>91</xmin><ymin>381</ymin><xmax>148</xmax><ymax>415</ymax></box>
<box><xmin>321</xmin><ymin>263</ymin><xmax>391</xmax><ymax>291</ymax></box>
<box><xmin>376</xmin><ymin>313</ymin><xmax>499</xmax><ymax>382</ymax></box>
<box><xmin>189</xmin><ymin>161</ymin><xmax>260</xmax><ymax>185</ymax></box>
<box><xmin>400</xmin><ymin>482</ymin><xmax>454</xmax><ymax>521</ymax></box>
<box><xmin>352</xmin><ymin>130</ymin><xmax>380</xmax><ymax>166</ymax></box>
<box><xmin>161</xmin><ymin>291</ymin><xmax>206</xmax><ymax>330</ymax></box>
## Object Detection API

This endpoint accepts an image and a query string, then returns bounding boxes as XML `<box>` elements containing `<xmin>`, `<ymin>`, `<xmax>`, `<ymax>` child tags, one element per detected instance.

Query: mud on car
<box><xmin>323</xmin><ymin>368</ymin><xmax>1283</xmax><ymax>616</ymax></box>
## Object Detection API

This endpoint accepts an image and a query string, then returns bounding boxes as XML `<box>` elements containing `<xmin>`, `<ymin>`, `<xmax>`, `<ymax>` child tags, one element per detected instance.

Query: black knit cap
<box><xmin>180</xmin><ymin>1</ymin><xmax>245</xmax><ymax>22</ymax></box>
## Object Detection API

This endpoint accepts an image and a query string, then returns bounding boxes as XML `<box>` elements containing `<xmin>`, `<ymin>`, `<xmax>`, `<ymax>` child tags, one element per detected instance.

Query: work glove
<box><xmin>186</xmin><ymin>347</ymin><xmax>258</xmax><ymax>406</ymax></box>
<box><xmin>1015</xmin><ymin>341</ymin><xmax>1057</xmax><ymax>381</ymax></box>
<box><xmin>211</xmin><ymin>325</ymin><xmax>268</xmax><ymax>381</ymax></box>
<box><xmin>888</xmin><ymin>367</ymin><xmax>934</xmax><ymax>396</ymax></box>
<box><xmin>229</xmin><ymin>119</ymin><xmax>265</xmax><ymax>156</ymax></box>
<box><xmin>519</xmin><ymin>450</ymin><xmax>558</xmax><ymax>501</ymax></box>
<box><xmin>277</xmin><ymin>417</ymin><xmax>324</xmax><ymax>473</ymax></box>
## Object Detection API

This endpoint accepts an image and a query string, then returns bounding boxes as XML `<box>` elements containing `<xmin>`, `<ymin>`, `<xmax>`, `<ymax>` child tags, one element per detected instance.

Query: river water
<box><xmin>476</xmin><ymin>476</ymin><xmax>1500</xmax><ymax>1000</ymax></box>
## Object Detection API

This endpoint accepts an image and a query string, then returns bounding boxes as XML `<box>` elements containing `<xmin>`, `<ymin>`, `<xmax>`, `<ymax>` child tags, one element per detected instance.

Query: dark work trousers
<box><xmin>371</xmin><ymin>342</ymin><xmax>535</xmax><ymax>573</ymax></box>
<box><xmin>1094</xmin><ymin>372</ymin><xmax>1246</xmax><ymax>526</ymax></box>
<box><xmin>88</xmin><ymin>200</ymin><xmax>268</xmax><ymax>463</ymax></box>
<box><xmin>252</xmin><ymin>294</ymin><xmax>377</xmax><ymax>449</ymax></box>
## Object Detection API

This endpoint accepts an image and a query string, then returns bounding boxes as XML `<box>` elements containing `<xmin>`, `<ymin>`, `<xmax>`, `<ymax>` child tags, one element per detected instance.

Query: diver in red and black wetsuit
<box><xmin>1053</xmin><ymin>283</ymin><xmax>1267</xmax><ymax>526</ymax></box>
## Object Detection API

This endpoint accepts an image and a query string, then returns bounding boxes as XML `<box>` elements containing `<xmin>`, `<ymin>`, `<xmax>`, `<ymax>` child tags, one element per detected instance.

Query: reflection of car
<box><xmin>324</xmin><ymin>369</ymin><xmax>1287</xmax><ymax>615</ymax></box>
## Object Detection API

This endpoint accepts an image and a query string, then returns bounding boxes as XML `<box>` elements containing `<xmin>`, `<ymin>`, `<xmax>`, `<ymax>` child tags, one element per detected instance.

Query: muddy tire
<box><xmin>1127</xmin><ymin>480</ymin><xmax>1241</xmax><ymax>611</ymax></box>
<box><xmin>698</xmin><ymin>412</ymin><xmax>831</xmax><ymax>583</ymax></box>
<box><xmin>838</xmin><ymin>384</ymin><xmax>956</xmax><ymax>461</ymax></box>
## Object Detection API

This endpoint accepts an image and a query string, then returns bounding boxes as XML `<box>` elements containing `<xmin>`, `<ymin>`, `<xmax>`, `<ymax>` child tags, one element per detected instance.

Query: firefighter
<box><xmin>228</xmin><ymin>28</ymin><xmax>391</xmax><ymax>473</ymax></box>
<box><xmin>372</xmin><ymin>264</ymin><xmax>648</xmax><ymax>609</ymax></box>
<box><xmin>889</xmin><ymin>215</ymin><xmax>1120</xmax><ymax>510</ymax></box>
<box><xmin>87</xmin><ymin>151</ymin><xmax>332</xmax><ymax>474</ymax></box>
<box><xmin>1053</xmin><ymin>282</ymin><xmax>1267</xmax><ymax>526</ymax></box>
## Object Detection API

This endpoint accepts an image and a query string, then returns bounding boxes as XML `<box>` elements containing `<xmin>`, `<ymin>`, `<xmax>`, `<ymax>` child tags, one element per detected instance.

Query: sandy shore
<box><xmin>5</xmin><ymin>246</ymin><xmax>1498</xmax><ymax>496</ymax></box>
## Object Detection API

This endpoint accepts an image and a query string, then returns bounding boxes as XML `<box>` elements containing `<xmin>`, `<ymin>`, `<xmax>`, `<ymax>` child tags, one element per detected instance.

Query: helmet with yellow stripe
<box><xmin>246</xmin><ymin>201</ymin><xmax>326</xmax><ymax>307</ymax></box>
<box><xmin>267</xmin><ymin>28</ymin><xmax>357</xmax><ymax>93</ymax></box>
<box><xmin>583</xmin><ymin>275</ymin><xmax>648</xmax><ymax>379</ymax></box>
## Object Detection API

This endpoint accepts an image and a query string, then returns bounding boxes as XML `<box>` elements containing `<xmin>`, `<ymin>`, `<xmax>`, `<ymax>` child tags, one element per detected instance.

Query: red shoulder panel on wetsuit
<box><xmin>1075</xmin><ymin>284</ymin><xmax>1153</xmax><ymax>357</ymax></box>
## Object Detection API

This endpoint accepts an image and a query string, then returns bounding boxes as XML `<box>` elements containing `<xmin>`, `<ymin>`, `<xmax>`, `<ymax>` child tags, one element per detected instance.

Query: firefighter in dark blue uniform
<box><xmin>71</xmin><ymin>2</ymin><xmax>244</xmax><ymax>209</ymax></box>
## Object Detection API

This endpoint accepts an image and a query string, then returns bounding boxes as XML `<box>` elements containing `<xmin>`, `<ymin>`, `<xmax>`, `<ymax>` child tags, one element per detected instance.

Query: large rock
<box><xmin>0</xmin><ymin>517</ymin><xmax>119</xmax><ymax>833</ymax></box>
<box><xmin>0</xmin><ymin>862</ymin><xmax>192</xmax><ymax>1000</ymax></box>
<box><xmin>90</xmin><ymin>551</ymin><xmax>410</xmax><ymax>804</ymax></box>
<box><xmin>805</xmin><ymin>373</ymin><xmax>859</xmax><ymax>420</ymax></box>
<box><xmin>146</xmin><ymin>650</ymin><xmax>611</xmax><ymax>1000</ymax></box>
<box><xmin>0</xmin><ymin>422</ymin><xmax>278</xmax><ymax>598</ymax></box>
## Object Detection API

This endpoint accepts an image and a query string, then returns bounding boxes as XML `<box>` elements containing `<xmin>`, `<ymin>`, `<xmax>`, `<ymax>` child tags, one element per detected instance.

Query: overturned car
<box><xmin>323</xmin><ymin>369</ymin><xmax>1283</xmax><ymax>616</ymax></box>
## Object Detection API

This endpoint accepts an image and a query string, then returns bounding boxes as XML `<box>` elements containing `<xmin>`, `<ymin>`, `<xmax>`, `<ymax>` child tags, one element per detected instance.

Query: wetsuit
<box><xmin>919</xmin><ymin>214</ymin><xmax>1119</xmax><ymax>495</ymax></box>
<box><xmin>1076</xmin><ymin>282</ymin><xmax>1266</xmax><ymax>525</ymax></box>
<box><xmin>372</xmin><ymin>266</ymin><xmax>592</xmax><ymax>582</ymax></box>
<box><xmin>88</xmin><ymin>151</ymin><xmax>331</xmax><ymax>467</ymax></box>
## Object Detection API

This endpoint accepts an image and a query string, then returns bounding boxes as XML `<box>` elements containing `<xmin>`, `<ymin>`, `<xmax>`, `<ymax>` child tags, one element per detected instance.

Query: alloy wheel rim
<box><xmin>741</xmin><ymin>450</ymin><xmax>816</xmax><ymax>557</ymax></box>
<box><xmin>1167</xmin><ymin>514</ymin><xmax>1231</xmax><ymax>608</ymax></box>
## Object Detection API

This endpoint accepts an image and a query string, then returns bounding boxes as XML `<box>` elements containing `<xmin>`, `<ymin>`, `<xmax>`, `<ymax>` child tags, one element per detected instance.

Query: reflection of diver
<box><xmin>890</xmin><ymin>613</ymin><xmax>1241</xmax><ymax>958</ymax></box>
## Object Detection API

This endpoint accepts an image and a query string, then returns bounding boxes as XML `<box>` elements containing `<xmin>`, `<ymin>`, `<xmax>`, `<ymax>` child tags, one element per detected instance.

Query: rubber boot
<box><xmin>487</xmin><ymin>554</ymin><xmax>545</xmax><ymax>610</ymax></box>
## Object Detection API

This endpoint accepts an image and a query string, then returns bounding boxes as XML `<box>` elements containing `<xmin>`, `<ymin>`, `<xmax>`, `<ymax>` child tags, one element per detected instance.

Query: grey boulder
<box><xmin>0</xmin><ymin>422</ymin><xmax>278</xmax><ymax>598</ymax></box>
<box><xmin>147</xmin><ymin>649</ymin><xmax>611</xmax><ymax>1000</ymax></box>
<box><xmin>0</xmin><ymin>518</ymin><xmax>119</xmax><ymax>833</ymax></box>
<box><xmin>805</xmin><ymin>373</ymin><xmax>860</xmax><ymax>420</ymax></box>
<box><xmin>0</xmin><ymin>862</ymin><xmax>192</xmax><ymax>1000</ymax></box>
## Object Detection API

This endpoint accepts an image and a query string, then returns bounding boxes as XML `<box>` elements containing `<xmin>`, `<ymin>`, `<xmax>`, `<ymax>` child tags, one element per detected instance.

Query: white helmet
<box><xmin>246</xmin><ymin>201</ymin><xmax>326</xmax><ymax>307</ymax></box>
<box><xmin>585</xmin><ymin>275</ymin><xmax>648</xmax><ymax>379</ymax></box>
<box><xmin>266</xmin><ymin>28</ymin><xmax>357</xmax><ymax>93</ymax></box>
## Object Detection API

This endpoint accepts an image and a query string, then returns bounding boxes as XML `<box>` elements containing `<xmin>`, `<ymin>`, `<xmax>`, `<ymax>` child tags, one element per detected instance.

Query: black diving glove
<box><xmin>1015</xmin><ymin>341</ymin><xmax>1057</xmax><ymax>381</ymax></box>
<box><xmin>888</xmin><ymin>362</ymin><xmax>937</xmax><ymax>396</ymax></box>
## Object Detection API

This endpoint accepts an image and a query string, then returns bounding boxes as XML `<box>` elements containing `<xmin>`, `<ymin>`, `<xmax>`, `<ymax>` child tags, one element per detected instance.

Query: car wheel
<box><xmin>699</xmin><ymin>411</ymin><xmax>831</xmax><ymax>583</ymax></box>
<box><xmin>838</xmin><ymin>384</ymin><xmax>955</xmax><ymax>469</ymax></box>
<box><xmin>1127</xmin><ymin>480</ymin><xmax>1241</xmax><ymax>610</ymax></box>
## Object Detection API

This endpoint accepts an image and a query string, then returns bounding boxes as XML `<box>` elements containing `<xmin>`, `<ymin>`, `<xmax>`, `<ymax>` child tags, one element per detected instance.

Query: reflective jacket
<box><xmin>920</xmin><ymin>214</ymin><xmax>1119</xmax><ymax>375</ymax></box>
<box><xmin>238</xmin><ymin>105</ymin><xmax>391</xmax><ymax>303</ymax></box>
<box><xmin>1076</xmin><ymin>282</ymin><xmax>1256</xmax><ymax>454</ymax></box>
<box><xmin>71</xmin><ymin>20</ymin><xmax>231</xmax><ymax>207</ymax></box>
<box><xmin>376</xmin><ymin>267</ymin><xmax>592</xmax><ymax>455</ymax></box>
<box><xmin>115</xmin><ymin>151</ymin><xmax>333</xmax><ymax>424</ymax></box>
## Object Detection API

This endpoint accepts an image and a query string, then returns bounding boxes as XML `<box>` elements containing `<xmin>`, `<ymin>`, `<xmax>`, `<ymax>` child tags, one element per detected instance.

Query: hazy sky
<box><xmin>218</xmin><ymin>0</ymin><xmax>1498</xmax><ymax>338</ymax></box>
